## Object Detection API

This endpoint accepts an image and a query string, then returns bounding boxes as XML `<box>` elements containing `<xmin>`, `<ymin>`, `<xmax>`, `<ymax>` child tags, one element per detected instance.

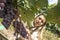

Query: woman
<box><xmin>31</xmin><ymin>14</ymin><xmax>46</xmax><ymax>40</ymax></box>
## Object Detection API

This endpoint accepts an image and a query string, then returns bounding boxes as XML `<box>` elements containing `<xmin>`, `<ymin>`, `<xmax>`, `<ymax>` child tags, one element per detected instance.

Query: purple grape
<box><xmin>1</xmin><ymin>0</ymin><xmax>16</xmax><ymax>29</ymax></box>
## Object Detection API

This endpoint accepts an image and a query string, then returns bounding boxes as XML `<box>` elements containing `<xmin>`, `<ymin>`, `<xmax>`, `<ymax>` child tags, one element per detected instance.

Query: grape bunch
<box><xmin>1</xmin><ymin>0</ymin><xmax>16</xmax><ymax>29</ymax></box>
<box><xmin>13</xmin><ymin>18</ymin><xmax>28</xmax><ymax>39</ymax></box>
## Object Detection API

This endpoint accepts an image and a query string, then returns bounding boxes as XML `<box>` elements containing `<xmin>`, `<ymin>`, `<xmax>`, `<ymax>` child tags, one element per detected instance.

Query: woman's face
<box><xmin>34</xmin><ymin>15</ymin><xmax>46</xmax><ymax>27</ymax></box>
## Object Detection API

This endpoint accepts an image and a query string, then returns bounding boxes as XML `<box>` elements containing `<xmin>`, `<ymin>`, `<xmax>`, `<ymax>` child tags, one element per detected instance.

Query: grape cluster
<box><xmin>0</xmin><ymin>0</ymin><xmax>16</xmax><ymax>29</ymax></box>
<box><xmin>13</xmin><ymin>19</ymin><xmax>28</xmax><ymax>39</ymax></box>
